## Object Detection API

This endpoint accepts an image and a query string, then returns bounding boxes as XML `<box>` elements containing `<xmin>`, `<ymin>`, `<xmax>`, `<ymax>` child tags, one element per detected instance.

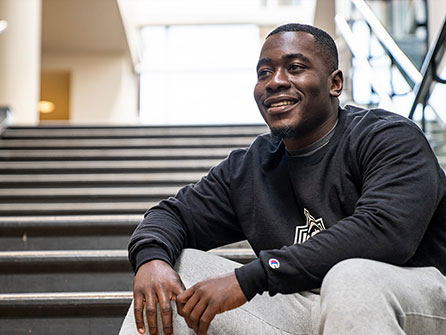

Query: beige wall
<box><xmin>42</xmin><ymin>52</ymin><xmax>138</xmax><ymax>124</ymax></box>
<box><xmin>314</xmin><ymin>0</ymin><xmax>336</xmax><ymax>36</ymax></box>
<box><xmin>0</xmin><ymin>0</ymin><xmax>41</xmax><ymax>125</ymax></box>
<box><xmin>428</xmin><ymin>0</ymin><xmax>446</xmax><ymax>46</ymax></box>
<box><xmin>0</xmin><ymin>0</ymin><xmax>136</xmax><ymax>125</ymax></box>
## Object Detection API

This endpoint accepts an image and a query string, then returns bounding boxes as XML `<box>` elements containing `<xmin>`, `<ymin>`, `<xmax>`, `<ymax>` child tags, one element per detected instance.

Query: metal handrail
<box><xmin>341</xmin><ymin>0</ymin><xmax>446</xmax><ymax>146</ymax></box>
<box><xmin>0</xmin><ymin>106</ymin><xmax>12</xmax><ymax>134</ymax></box>
<box><xmin>351</xmin><ymin>0</ymin><xmax>423</xmax><ymax>88</ymax></box>
<box><xmin>335</xmin><ymin>15</ymin><xmax>395</xmax><ymax>111</ymax></box>
<box><xmin>409</xmin><ymin>16</ymin><xmax>446</xmax><ymax>119</ymax></box>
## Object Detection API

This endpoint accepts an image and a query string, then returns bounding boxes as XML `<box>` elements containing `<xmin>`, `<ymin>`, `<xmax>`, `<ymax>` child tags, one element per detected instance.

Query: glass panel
<box><xmin>366</xmin><ymin>0</ymin><xmax>428</xmax><ymax>69</ymax></box>
<box><xmin>349</xmin><ymin>19</ymin><xmax>414</xmax><ymax>115</ymax></box>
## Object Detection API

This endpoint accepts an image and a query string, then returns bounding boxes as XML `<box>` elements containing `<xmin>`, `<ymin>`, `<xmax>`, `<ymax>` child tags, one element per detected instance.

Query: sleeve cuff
<box><xmin>133</xmin><ymin>245</ymin><xmax>172</xmax><ymax>273</ymax></box>
<box><xmin>234</xmin><ymin>259</ymin><xmax>268</xmax><ymax>301</ymax></box>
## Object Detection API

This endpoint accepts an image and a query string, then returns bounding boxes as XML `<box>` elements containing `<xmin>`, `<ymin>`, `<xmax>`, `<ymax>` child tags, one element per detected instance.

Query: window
<box><xmin>139</xmin><ymin>24</ymin><xmax>264</xmax><ymax>125</ymax></box>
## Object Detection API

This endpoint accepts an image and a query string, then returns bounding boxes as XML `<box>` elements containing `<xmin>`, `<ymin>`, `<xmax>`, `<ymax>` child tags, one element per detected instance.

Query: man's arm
<box><xmin>128</xmin><ymin>150</ymin><xmax>247</xmax><ymax>334</ymax></box>
<box><xmin>128</xmin><ymin>151</ymin><xmax>246</xmax><ymax>272</ymax></box>
<box><xmin>236</xmin><ymin>121</ymin><xmax>445</xmax><ymax>299</ymax></box>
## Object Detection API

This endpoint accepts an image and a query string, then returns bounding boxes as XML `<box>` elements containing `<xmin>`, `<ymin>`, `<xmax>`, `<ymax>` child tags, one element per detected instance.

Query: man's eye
<box><xmin>257</xmin><ymin>69</ymin><xmax>271</xmax><ymax>78</ymax></box>
<box><xmin>289</xmin><ymin>64</ymin><xmax>304</xmax><ymax>71</ymax></box>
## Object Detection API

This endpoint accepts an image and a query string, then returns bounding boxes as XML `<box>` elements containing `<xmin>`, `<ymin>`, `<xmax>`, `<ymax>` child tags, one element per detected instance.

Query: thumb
<box><xmin>176</xmin><ymin>287</ymin><xmax>194</xmax><ymax>303</ymax></box>
<box><xmin>171</xmin><ymin>279</ymin><xmax>186</xmax><ymax>299</ymax></box>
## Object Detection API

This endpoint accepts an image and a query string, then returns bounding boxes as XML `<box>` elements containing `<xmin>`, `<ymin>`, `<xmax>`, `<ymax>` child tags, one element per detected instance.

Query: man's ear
<box><xmin>329</xmin><ymin>69</ymin><xmax>343</xmax><ymax>97</ymax></box>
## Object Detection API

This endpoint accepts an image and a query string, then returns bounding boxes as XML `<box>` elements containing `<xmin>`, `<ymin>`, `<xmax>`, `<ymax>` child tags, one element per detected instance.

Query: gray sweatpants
<box><xmin>119</xmin><ymin>249</ymin><xmax>446</xmax><ymax>334</ymax></box>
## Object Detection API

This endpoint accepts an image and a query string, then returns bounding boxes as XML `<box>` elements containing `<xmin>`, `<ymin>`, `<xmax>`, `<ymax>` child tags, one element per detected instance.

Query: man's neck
<box><xmin>287</xmin><ymin>118</ymin><xmax>338</xmax><ymax>157</ymax></box>
<box><xmin>284</xmin><ymin>110</ymin><xmax>339</xmax><ymax>152</ymax></box>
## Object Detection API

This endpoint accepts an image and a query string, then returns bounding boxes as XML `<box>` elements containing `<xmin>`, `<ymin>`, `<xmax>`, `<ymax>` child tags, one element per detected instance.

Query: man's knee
<box><xmin>174</xmin><ymin>248</ymin><xmax>206</xmax><ymax>269</ymax></box>
<box><xmin>318</xmin><ymin>259</ymin><xmax>412</xmax><ymax>334</ymax></box>
<box><xmin>321</xmin><ymin>258</ymin><xmax>393</xmax><ymax>299</ymax></box>
<box><xmin>174</xmin><ymin>248</ymin><xmax>241</xmax><ymax>288</ymax></box>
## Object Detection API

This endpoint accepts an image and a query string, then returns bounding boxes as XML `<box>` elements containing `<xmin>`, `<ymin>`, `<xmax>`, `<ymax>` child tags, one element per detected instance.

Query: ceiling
<box><xmin>42</xmin><ymin>0</ymin><xmax>128</xmax><ymax>53</ymax></box>
<box><xmin>41</xmin><ymin>0</ymin><xmax>317</xmax><ymax>71</ymax></box>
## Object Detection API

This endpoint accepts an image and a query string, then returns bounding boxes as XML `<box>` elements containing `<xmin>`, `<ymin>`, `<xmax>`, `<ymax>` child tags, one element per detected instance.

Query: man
<box><xmin>120</xmin><ymin>23</ymin><xmax>446</xmax><ymax>335</ymax></box>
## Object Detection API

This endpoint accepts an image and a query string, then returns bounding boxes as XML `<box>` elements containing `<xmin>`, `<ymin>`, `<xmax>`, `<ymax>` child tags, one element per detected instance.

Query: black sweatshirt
<box><xmin>129</xmin><ymin>106</ymin><xmax>446</xmax><ymax>300</ymax></box>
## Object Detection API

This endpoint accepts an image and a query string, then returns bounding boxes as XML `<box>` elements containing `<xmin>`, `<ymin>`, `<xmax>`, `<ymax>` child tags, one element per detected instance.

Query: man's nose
<box><xmin>266</xmin><ymin>68</ymin><xmax>290</xmax><ymax>91</ymax></box>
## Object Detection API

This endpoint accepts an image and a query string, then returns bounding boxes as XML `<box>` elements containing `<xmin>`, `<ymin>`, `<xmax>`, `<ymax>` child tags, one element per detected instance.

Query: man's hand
<box><xmin>133</xmin><ymin>260</ymin><xmax>185</xmax><ymax>335</ymax></box>
<box><xmin>176</xmin><ymin>272</ymin><xmax>247</xmax><ymax>335</ymax></box>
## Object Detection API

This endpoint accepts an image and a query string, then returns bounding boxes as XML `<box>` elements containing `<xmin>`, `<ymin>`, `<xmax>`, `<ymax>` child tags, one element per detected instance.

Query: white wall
<box><xmin>42</xmin><ymin>51</ymin><xmax>138</xmax><ymax>124</ymax></box>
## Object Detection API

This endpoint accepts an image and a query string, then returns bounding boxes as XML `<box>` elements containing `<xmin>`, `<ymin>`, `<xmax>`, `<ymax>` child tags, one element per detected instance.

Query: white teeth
<box><xmin>270</xmin><ymin>101</ymin><xmax>295</xmax><ymax>107</ymax></box>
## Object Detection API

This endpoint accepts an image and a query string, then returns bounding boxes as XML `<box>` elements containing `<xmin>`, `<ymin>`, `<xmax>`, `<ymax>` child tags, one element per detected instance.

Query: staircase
<box><xmin>0</xmin><ymin>124</ymin><xmax>266</xmax><ymax>335</ymax></box>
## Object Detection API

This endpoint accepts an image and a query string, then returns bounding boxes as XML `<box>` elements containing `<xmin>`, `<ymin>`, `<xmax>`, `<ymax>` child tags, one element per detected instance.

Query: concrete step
<box><xmin>0</xmin><ymin>248</ymin><xmax>254</xmax><ymax>269</ymax></box>
<box><xmin>0</xmin><ymin>201</ymin><xmax>156</xmax><ymax>216</ymax></box>
<box><xmin>0</xmin><ymin>291</ymin><xmax>130</xmax><ymax>335</ymax></box>
<box><xmin>0</xmin><ymin>248</ymin><xmax>255</xmax><ymax>292</ymax></box>
<box><xmin>0</xmin><ymin>136</ymin><xmax>255</xmax><ymax>149</ymax></box>
<box><xmin>0</xmin><ymin>214</ymin><xmax>140</xmax><ymax>229</ymax></box>
<box><xmin>0</xmin><ymin>159</ymin><xmax>220</xmax><ymax>173</ymax></box>
<box><xmin>3</xmin><ymin>125</ymin><xmax>268</xmax><ymax>139</ymax></box>
<box><xmin>0</xmin><ymin>186</ymin><xmax>181</xmax><ymax>200</ymax></box>
<box><xmin>0</xmin><ymin>215</ymin><xmax>140</xmax><ymax>250</ymax></box>
<box><xmin>0</xmin><ymin>147</ymin><xmax>236</xmax><ymax>160</ymax></box>
<box><xmin>0</xmin><ymin>250</ymin><xmax>133</xmax><ymax>293</ymax></box>
<box><xmin>0</xmin><ymin>172</ymin><xmax>204</xmax><ymax>187</ymax></box>
<box><xmin>0</xmin><ymin>123</ymin><xmax>261</xmax><ymax>335</ymax></box>
<box><xmin>0</xmin><ymin>214</ymin><xmax>253</xmax><ymax>251</ymax></box>
<box><xmin>2</xmin><ymin>234</ymin><xmax>130</xmax><ymax>251</ymax></box>
<box><xmin>0</xmin><ymin>290</ymin><xmax>131</xmax><ymax>309</ymax></box>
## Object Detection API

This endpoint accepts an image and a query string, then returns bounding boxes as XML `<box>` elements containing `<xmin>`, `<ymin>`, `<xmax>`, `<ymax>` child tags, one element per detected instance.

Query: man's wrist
<box><xmin>133</xmin><ymin>245</ymin><xmax>172</xmax><ymax>273</ymax></box>
<box><xmin>234</xmin><ymin>259</ymin><xmax>268</xmax><ymax>301</ymax></box>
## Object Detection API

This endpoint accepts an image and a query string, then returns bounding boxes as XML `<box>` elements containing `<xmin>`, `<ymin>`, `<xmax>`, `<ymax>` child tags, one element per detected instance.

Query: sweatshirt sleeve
<box><xmin>237</xmin><ymin>121</ymin><xmax>445</xmax><ymax>296</ymax></box>
<box><xmin>128</xmin><ymin>151</ymin><xmax>246</xmax><ymax>273</ymax></box>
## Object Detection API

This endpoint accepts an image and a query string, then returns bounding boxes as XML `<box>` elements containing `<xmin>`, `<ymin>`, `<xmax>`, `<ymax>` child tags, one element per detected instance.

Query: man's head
<box><xmin>254</xmin><ymin>23</ymin><xmax>343</xmax><ymax>150</ymax></box>
<box><xmin>267</xmin><ymin>23</ymin><xmax>339</xmax><ymax>74</ymax></box>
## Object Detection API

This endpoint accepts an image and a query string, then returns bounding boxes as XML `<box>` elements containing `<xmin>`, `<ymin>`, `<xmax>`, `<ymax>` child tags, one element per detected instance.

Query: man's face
<box><xmin>254</xmin><ymin>31</ymin><xmax>338</xmax><ymax>140</ymax></box>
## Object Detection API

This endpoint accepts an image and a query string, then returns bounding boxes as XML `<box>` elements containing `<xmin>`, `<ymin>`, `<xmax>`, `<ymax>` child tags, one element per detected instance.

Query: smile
<box><xmin>264</xmin><ymin>97</ymin><xmax>301</xmax><ymax>115</ymax></box>
<box><xmin>269</xmin><ymin>100</ymin><xmax>296</xmax><ymax>107</ymax></box>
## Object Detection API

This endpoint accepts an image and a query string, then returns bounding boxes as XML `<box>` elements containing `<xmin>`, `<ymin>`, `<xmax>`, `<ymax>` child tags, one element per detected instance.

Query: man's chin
<box><xmin>270</xmin><ymin>126</ymin><xmax>301</xmax><ymax>142</ymax></box>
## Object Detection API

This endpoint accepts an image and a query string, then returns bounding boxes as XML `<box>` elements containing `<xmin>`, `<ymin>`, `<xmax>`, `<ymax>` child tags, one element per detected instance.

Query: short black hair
<box><xmin>267</xmin><ymin>23</ymin><xmax>338</xmax><ymax>73</ymax></box>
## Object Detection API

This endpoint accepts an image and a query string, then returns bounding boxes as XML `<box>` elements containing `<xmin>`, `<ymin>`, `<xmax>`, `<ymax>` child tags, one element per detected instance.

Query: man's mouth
<box><xmin>269</xmin><ymin>100</ymin><xmax>296</xmax><ymax>108</ymax></box>
<box><xmin>265</xmin><ymin>98</ymin><xmax>301</xmax><ymax>114</ymax></box>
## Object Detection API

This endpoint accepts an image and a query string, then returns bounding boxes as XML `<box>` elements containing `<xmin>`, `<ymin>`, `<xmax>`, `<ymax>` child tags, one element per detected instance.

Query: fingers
<box><xmin>176</xmin><ymin>286</ymin><xmax>193</xmax><ymax>303</ymax></box>
<box><xmin>158</xmin><ymin>291</ymin><xmax>174</xmax><ymax>335</ymax></box>
<box><xmin>173</xmin><ymin>279</ymin><xmax>186</xmax><ymax>296</ymax></box>
<box><xmin>176</xmin><ymin>273</ymin><xmax>247</xmax><ymax>334</ymax></box>
<box><xmin>177</xmin><ymin>289</ymin><xmax>198</xmax><ymax>329</ymax></box>
<box><xmin>188</xmin><ymin>298</ymin><xmax>208</xmax><ymax>333</ymax></box>
<box><xmin>133</xmin><ymin>291</ymin><xmax>146</xmax><ymax>334</ymax></box>
<box><xmin>133</xmin><ymin>260</ymin><xmax>187</xmax><ymax>334</ymax></box>
<box><xmin>177</xmin><ymin>287</ymin><xmax>216</xmax><ymax>335</ymax></box>
<box><xmin>181</xmin><ymin>297</ymin><xmax>216</xmax><ymax>335</ymax></box>
<box><xmin>197</xmin><ymin>307</ymin><xmax>216</xmax><ymax>335</ymax></box>
<box><xmin>145</xmin><ymin>293</ymin><xmax>159</xmax><ymax>335</ymax></box>
<box><xmin>134</xmin><ymin>290</ymin><xmax>178</xmax><ymax>335</ymax></box>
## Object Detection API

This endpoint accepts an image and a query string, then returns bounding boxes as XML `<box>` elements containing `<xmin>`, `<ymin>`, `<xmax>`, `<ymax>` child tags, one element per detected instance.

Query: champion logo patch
<box><xmin>268</xmin><ymin>258</ymin><xmax>280</xmax><ymax>269</ymax></box>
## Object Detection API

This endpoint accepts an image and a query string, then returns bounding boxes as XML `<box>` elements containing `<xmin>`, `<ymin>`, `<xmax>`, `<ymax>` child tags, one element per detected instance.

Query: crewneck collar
<box><xmin>286</xmin><ymin>118</ymin><xmax>339</xmax><ymax>158</ymax></box>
